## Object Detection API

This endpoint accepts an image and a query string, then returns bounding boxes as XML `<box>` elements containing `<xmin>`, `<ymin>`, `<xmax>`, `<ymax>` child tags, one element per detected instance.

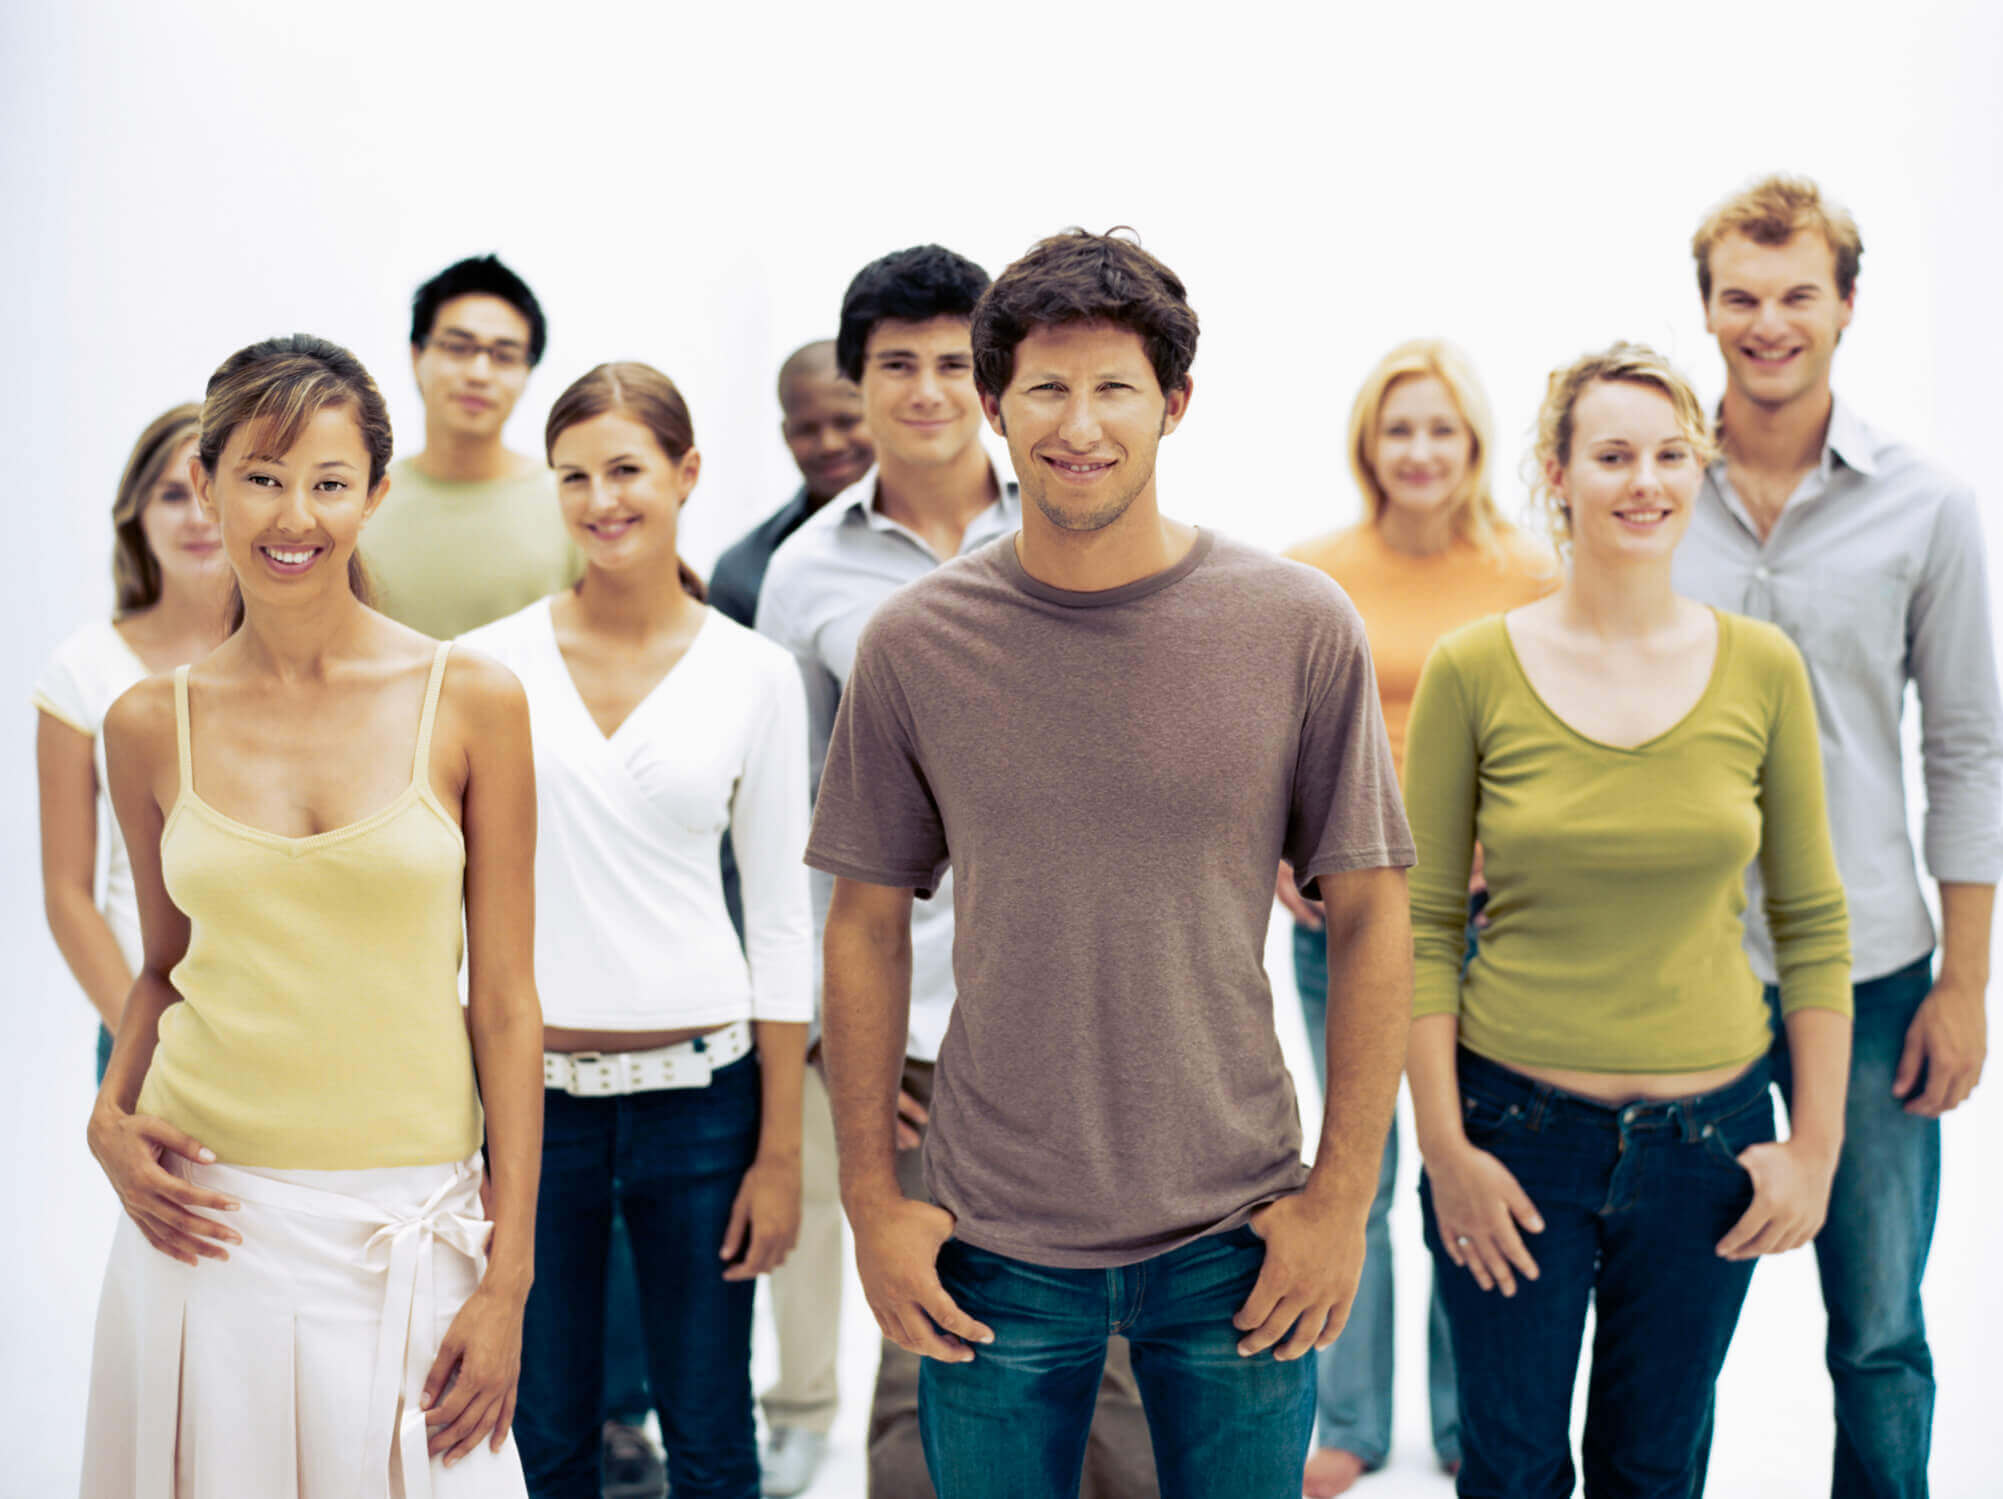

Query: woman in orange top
<box><xmin>1279</xmin><ymin>339</ymin><xmax>1552</xmax><ymax>1496</ymax></box>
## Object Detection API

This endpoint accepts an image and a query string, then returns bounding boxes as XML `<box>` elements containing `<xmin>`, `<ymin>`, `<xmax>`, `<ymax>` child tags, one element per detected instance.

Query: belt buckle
<box><xmin>570</xmin><ymin>1052</ymin><xmax>622</xmax><ymax>1098</ymax></box>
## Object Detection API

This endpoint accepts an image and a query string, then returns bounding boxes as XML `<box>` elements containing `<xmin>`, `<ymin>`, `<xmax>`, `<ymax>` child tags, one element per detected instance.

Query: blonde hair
<box><xmin>111</xmin><ymin>403</ymin><xmax>204</xmax><ymax>616</ymax></box>
<box><xmin>1348</xmin><ymin>339</ymin><xmax>1508</xmax><ymax>558</ymax></box>
<box><xmin>1527</xmin><ymin>342</ymin><xmax>1716</xmax><ymax>551</ymax></box>
<box><xmin>1692</xmin><ymin>173</ymin><xmax>1863</xmax><ymax>301</ymax></box>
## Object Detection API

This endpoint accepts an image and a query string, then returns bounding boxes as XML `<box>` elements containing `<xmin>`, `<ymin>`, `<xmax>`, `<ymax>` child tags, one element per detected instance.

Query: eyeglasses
<box><xmin>426</xmin><ymin>334</ymin><xmax>529</xmax><ymax>371</ymax></box>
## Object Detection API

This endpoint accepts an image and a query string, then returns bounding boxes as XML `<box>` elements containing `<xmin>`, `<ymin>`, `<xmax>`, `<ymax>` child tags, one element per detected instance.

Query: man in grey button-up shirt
<box><xmin>1674</xmin><ymin>174</ymin><xmax>2000</xmax><ymax>1499</ymax></box>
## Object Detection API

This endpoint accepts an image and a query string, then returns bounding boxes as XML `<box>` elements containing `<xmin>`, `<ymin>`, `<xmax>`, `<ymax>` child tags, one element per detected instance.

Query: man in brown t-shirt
<box><xmin>809</xmin><ymin>230</ymin><xmax>1416</xmax><ymax>1498</ymax></box>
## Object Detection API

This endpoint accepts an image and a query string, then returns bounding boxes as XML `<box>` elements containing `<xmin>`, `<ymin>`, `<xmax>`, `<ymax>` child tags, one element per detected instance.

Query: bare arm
<box><xmin>87</xmin><ymin>680</ymin><xmax>242</xmax><ymax>1265</ymax></box>
<box><xmin>423</xmin><ymin>657</ymin><xmax>543</xmax><ymax>1463</ymax></box>
<box><xmin>36</xmin><ymin>712</ymin><xmax>134</xmax><ymax>1029</ymax></box>
<box><xmin>1236</xmin><ymin>865</ymin><xmax>1411</xmax><ymax>1358</ymax></box>
<box><xmin>1895</xmin><ymin>882</ymin><xmax>1992</xmax><ymax>1115</ymax></box>
<box><xmin>721</xmin><ymin>1020</ymin><xmax>808</xmax><ymax>1280</ymax></box>
<box><xmin>823</xmin><ymin>876</ymin><xmax>991</xmax><ymax>1362</ymax></box>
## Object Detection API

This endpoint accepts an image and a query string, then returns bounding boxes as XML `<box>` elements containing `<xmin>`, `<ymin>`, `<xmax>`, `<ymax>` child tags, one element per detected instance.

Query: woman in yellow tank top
<box><xmin>80</xmin><ymin>334</ymin><xmax>543</xmax><ymax>1498</ymax></box>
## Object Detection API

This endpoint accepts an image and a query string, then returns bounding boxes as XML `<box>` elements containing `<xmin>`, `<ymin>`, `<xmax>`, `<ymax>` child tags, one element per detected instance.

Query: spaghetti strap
<box><xmin>412</xmin><ymin>642</ymin><xmax>453</xmax><ymax>781</ymax></box>
<box><xmin>172</xmin><ymin>665</ymin><xmax>194</xmax><ymax>792</ymax></box>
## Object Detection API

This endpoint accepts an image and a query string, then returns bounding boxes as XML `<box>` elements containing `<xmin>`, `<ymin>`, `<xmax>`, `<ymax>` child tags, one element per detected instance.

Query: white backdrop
<box><xmin>5</xmin><ymin>1</ymin><xmax>2001</xmax><ymax>1493</ymax></box>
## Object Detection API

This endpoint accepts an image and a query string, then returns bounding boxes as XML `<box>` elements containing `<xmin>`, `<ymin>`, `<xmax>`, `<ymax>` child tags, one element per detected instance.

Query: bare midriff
<box><xmin>544</xmin><ymin>1021</ymin><xmax>736</xmax><ymax>1054</ymax></box>
<box><xmin>1506</xmin><ymin>1056</ymin><xmax>1758</xmax><ymax>1108</ymax></box>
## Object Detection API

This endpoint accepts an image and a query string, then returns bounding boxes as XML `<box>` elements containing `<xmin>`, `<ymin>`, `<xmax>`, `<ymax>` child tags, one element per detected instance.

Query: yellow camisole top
<box><xmin>136</xmin><ymin>642</ymin><xmax>483</xmax><ymax>1168</ymax></box>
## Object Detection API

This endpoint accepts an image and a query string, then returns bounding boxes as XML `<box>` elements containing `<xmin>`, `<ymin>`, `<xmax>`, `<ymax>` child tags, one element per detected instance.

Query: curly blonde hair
<box><xmin>1526</xmin><ymin>343</ymin><xmax>1716</xmax><ymax>552</ymax></box>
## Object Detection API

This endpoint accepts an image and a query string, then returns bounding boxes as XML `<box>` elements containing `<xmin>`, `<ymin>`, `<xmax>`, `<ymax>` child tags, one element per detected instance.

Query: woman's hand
<box><xmin>721</xmin><ymin>1151</ymin><xmax>803</xmax><ymax>1280</ymax></box>
<box><xmin>87</xmin><ymin>1106</ymin><xmax>240</xmax><ymax>1266</ymax></box>
<box><xmin>422</xmin><ymin>1282</ymin><xmax>525</xmax><ymax>1464</ymax></box>
<box><xmin>1426</xmin><ymin>1139</ymin><xmax>1543</xmax><ymax>1295</ymax></box>
<box><xmin>1715</xmin><ymin>1138</ymin><xmax>1839</xmax><ymax>1260</ymax></box>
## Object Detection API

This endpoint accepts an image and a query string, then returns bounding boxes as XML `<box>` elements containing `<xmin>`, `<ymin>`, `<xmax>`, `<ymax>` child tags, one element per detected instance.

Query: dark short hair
<box><xmin>410</xmin><ymin>254</ymin><xmax>548</xmax><ymax>366</ymax></box>
<box><xmin>835</xmin><ymin>245</ymin><xmax>990</xmax><ymax>383</ymax></box>
<box><xmin>971</xmin><ymin>229</ymin><xmax>1198</xmax><ymax>400</ymax></box>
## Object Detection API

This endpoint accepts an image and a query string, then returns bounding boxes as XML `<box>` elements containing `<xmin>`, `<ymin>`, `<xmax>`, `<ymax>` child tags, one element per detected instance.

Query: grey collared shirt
<box><xmin>1673</xmin><ymin>397</ymin><xmax>2003</xmax><ymax>984</ymax></box>
<box><xmin>755</xmin><ymin>464</ymin><xmax>1020</xmax><ymax>1060</ymax></box>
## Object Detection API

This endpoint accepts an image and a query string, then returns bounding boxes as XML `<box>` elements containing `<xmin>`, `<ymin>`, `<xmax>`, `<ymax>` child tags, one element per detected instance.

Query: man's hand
<box><xmin>1275</xmin><ymin>861</ymin><xmax>1325</xmax><ymax>931</ymax></box>
<box><xmin>1894</xmin><ymin>973</ymin><xmax>1987</xmax><ymax>1116</ymax></box>
<box><xmin>851</xmin><ymin>1194</ymin><xmax>993</xmax><ymax>1363</ymax></box>
<box><xmin>1233</xmin><ymin>1194</ymin><xmax>1364</xmax><ymax>1360</ymax></box>
<box><xmin>1716</xmin><ymin>1138</ymin><xmax>1840</xmax><ymax>1259</ymax></box>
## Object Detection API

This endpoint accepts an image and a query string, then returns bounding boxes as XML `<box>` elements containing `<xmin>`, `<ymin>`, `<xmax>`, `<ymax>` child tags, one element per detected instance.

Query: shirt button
<box><xmin>1754</xmin><ymin>566</ymin><xmax>1771</xmax><ymax>580</ymax></box>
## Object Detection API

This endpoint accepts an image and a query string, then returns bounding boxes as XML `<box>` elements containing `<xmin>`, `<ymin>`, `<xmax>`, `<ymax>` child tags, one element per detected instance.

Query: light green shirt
<box><xmin>1404</xmin><ymin>610</ymin><xmax>1851</xmax><ymax>1073</ymax></box>
<box><xmin>362</xmin><ymin>457</ymin><xmax>580</xmax><ymax>639</ymax></box>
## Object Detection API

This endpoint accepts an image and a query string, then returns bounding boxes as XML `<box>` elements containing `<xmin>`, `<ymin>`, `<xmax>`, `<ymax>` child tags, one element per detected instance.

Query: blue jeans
<box><xmin>1293</xmin><ymin>915</ymin><xmax>1462</xmax><ymax>1466</ymax></box>
<box><xmin>517</xmin><ymin>1053</ymin><xmax>762</xmax><ymax>1499</ymax></box>
<box><xmin>921</xmin><ymin>1227</ymin><xmax>1315</xmax><ymax>1499</ymax></box>
<box><xmin>95</xmin><ymin>1024</ymin><xmax>113</xmax><ymax>1084</ymax></box>
<box><xmin>602</xmin><ymin>1209</ymin><xmax>653</xmax><ymax>1425</ymax></box>
<box><xmin>1422</xmin><ymin>1049</ymin><xmax>1773</xmax><ymax>1499</ymax></box>
<box><xmin>1765</xmin><ymin>952</ymin><xmax>1939</xmax><ymax>1499</ymax></box>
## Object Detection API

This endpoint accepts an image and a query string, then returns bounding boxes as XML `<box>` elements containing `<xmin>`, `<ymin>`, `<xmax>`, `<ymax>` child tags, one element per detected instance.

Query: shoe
<box><xmin>601</xmin><ymin>1418</ymin><xmax>667</xmax><ymax>1499</ymax></box>
<box><xmin>761</xmin><ymin>1426</ymin><xmax>828</xmax><ymax>1497</ymax></box>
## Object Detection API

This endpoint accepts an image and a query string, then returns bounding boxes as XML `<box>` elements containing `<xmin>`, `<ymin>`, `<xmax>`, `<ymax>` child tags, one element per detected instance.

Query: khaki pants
<box><xmin>869</xmin><ymin>1059</ymin><xmax>1159</xmax><ymax>1499</ymax></box>
<box><xmin>761</xmin><ymin>1063</ymin><xmax>845</xmax><ymax>1435</ymax></box>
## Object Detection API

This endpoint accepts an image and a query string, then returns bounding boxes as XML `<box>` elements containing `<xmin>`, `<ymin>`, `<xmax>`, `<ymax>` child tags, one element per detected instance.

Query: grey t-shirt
<box><xmin>806</xmin><ymin>529</ymin><xmax>1414</xmax><ymax>1267</ymax></box>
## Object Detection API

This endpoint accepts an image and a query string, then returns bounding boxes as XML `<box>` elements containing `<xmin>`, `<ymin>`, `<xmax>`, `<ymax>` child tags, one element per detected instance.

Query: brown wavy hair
<box><xmin>544</xmin><ymin>362</ymin><xmax>706</xmax><ymax>601</ymax></box>
<box><xmin>110</xmin><ymin>403</ymin><xmax>204</xmax><ymax>616</ymax></box>
<box><xmin>200</xmin><ymin>335</ymin><xmax>388</xmax><ymax>630</ymax></box>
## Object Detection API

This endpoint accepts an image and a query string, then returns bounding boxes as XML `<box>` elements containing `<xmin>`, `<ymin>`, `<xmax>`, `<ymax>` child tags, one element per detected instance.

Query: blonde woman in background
<box><xmin>34</xmin><ymin>404</ymin><xmax>229</xmax><ymax>1082</ymax></box>
<box><xmin>1278</xmin><ymin>340</ymin><xmax>1551</xmax><ymax>1494</ymax></box>
<box><xmin>1402</xmin><ymin>344</ymin><xmax>1850</xmax><ymax>1497</ymax></box>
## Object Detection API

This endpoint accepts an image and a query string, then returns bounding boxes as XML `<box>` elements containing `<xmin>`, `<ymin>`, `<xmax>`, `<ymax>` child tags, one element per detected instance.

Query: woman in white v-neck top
<box><xmin>461</xmin><ymin>361</ymin><xmax>810</xmax><ymax>1499</ymax></box>
<box><xmin>33</xmin><ymin>404</ymin><xmax>229</xmax><ymax>1081</ymax></box>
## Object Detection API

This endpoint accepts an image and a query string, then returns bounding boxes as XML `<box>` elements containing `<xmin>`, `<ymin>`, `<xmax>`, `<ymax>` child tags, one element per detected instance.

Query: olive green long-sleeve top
<box><xmin>1404</xmin><ymin>610</ymin><xmax>1851</xmax><ymax>1073</ymax></box>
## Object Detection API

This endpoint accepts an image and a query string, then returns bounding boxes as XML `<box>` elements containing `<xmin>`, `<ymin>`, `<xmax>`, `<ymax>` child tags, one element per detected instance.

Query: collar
<box><xmin>832</xmin><ymin>460</ymin><xmax>1021</xmax><ymax>532</ymax></box>
<box><xmin>1711</xmin><ymin>392</ymin><xmax>1881</xmax><ymax>481</ymax></box>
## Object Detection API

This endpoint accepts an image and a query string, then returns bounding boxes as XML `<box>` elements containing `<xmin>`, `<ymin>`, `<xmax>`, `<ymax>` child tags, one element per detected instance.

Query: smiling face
<box><xmin>412</xmin><ymin>292</ymin><xmax>534</xmax><ymax>442</ymax></box>
<box><xmin>550</xmin><ymin>410</ymin><xmax>700</xmax><ymax>574</ymax></box>
<box><xmin>983</xmin><ymin>320</ymin><xmax>1189</xmax><ymax>535</ymax></box>
<box><xmin>198</xmin><ymin>403</ymin><xmax>385</xmax><ymax>608</ymax></box>
<box><xmin>857</xmin><ymin>316</ymin><xmax>985</xmax><ymax>473</ymax></box>
<box><xmin>781</xmin><ymin>366</ymin><xmax>874</xmax><ymax>501</ymax></box>
<box><xmin>1704</xmin><ymin>230</ymin><xmax>1854</xmax><ymax>413</ymax></box>
<box><xmin>1549</xmin><ymin>380</ymin><xmax>1701</xmax><ymax>567</ymax></box>
<box><xmin>139</xmin><ymin>436</ymin><xmax>227</xmax><ymax>597</ymax></box>
<box><xmin>1369</xmin><ymin>375</ymin><xmax>1472</xmax><ymax>524</ymax></box>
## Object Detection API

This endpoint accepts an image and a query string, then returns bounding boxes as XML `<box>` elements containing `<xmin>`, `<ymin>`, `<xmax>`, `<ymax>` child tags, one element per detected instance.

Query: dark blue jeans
<box><xmin>1765</xmin><ymin>952</ymin><xmax>1939</xmax><ymax>1499</ymax></box>
<box><xmin>920</xmin><ymin>1226</ymin><xmax>1315</xmax><ymax>1499</ymax></box>
<box><xmin>95</xmin><ymin>1024</ymin><xmax>113</xmax><ymax>1084</ymax></box>
<box><xmin>517</xmin><ymin>1054</ymin><xmax>762</xmax><ymax>1499</ymax></box>
<box><xmin>1422</xmin><ymin>1049</ymin><xmax>1773</xmax><ymax>1499</ymax></box>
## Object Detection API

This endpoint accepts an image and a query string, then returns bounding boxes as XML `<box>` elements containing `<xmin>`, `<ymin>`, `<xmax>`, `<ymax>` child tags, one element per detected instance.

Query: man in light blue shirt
<box><xmin>1674</xmin><ymin>174</ymin><xmax>2002</xmax><ymax>1499</ymax></box>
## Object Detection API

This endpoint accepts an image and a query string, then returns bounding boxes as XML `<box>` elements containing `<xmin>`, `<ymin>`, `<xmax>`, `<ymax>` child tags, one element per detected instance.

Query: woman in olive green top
<box><xmin>1401</xmin><ymin>344</ymin><xmax>1851</xmax><ymax>1498</ymax></box>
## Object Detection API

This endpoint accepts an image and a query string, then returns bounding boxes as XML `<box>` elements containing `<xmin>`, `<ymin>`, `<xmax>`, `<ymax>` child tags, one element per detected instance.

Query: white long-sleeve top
<box><xmin>461</xmin><ymin>598</ymin><xmax>812</xmax><ymax>1029</ymax></box>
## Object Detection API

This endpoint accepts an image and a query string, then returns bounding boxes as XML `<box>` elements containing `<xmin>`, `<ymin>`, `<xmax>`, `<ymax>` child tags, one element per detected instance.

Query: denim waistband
<box><xmin>1457</xmin><ymin>1047</ymin><xmax>1772</xmax><ymax>1140</ymax></box>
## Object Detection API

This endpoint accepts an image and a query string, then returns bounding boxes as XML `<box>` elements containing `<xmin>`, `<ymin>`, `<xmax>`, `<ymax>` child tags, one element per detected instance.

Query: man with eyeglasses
<box><xmin>363</xmin><ymin>253</ymin><xmax>581</xmax><ymax>639</ymax></box>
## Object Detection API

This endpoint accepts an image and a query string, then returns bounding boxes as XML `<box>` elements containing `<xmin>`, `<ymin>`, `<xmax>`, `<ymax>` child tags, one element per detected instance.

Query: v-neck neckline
<box><xmin>1497</xmin><ymin>607</ymin><xmax>1729</xmax><ymax>755</ymax></box>
<box><xmin>545</xmin><ymin>595</ymin><xmax>711</xmax><ymax>743</ymax></box>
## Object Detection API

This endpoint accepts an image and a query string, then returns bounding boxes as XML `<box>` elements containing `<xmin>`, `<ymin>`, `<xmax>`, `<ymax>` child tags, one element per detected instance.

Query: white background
<box><xmin>5</xmin><ymin>1</ymin><xmax>2000</xmax><ymax>1493</ymax></box>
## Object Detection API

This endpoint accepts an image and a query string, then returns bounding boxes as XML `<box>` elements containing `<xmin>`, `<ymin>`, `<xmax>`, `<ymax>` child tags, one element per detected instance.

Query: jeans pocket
<box><xmin>1461</xmin><ymin>1092</ymin><xmax>1526</xmax><ymax>1144</ymax></box>
<box><xmin>1699</xmin><ymin>1091</ymin><xmax>1777</xmax><ymax>1170</ymax></box>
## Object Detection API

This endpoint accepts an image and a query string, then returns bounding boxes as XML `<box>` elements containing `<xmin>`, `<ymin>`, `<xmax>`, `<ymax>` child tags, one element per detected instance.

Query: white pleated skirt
<box><xmin>80</xmin><ymin>1153</ymin><xmax>528</xmax><ymax>1499</ymax></box>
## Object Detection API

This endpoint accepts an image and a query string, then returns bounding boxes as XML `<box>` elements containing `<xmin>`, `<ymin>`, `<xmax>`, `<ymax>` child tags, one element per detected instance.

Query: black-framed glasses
<box><xmin>427</xmin><ymin>333</ymin><xmax>529</xmax><ymax>371</ymax></box>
